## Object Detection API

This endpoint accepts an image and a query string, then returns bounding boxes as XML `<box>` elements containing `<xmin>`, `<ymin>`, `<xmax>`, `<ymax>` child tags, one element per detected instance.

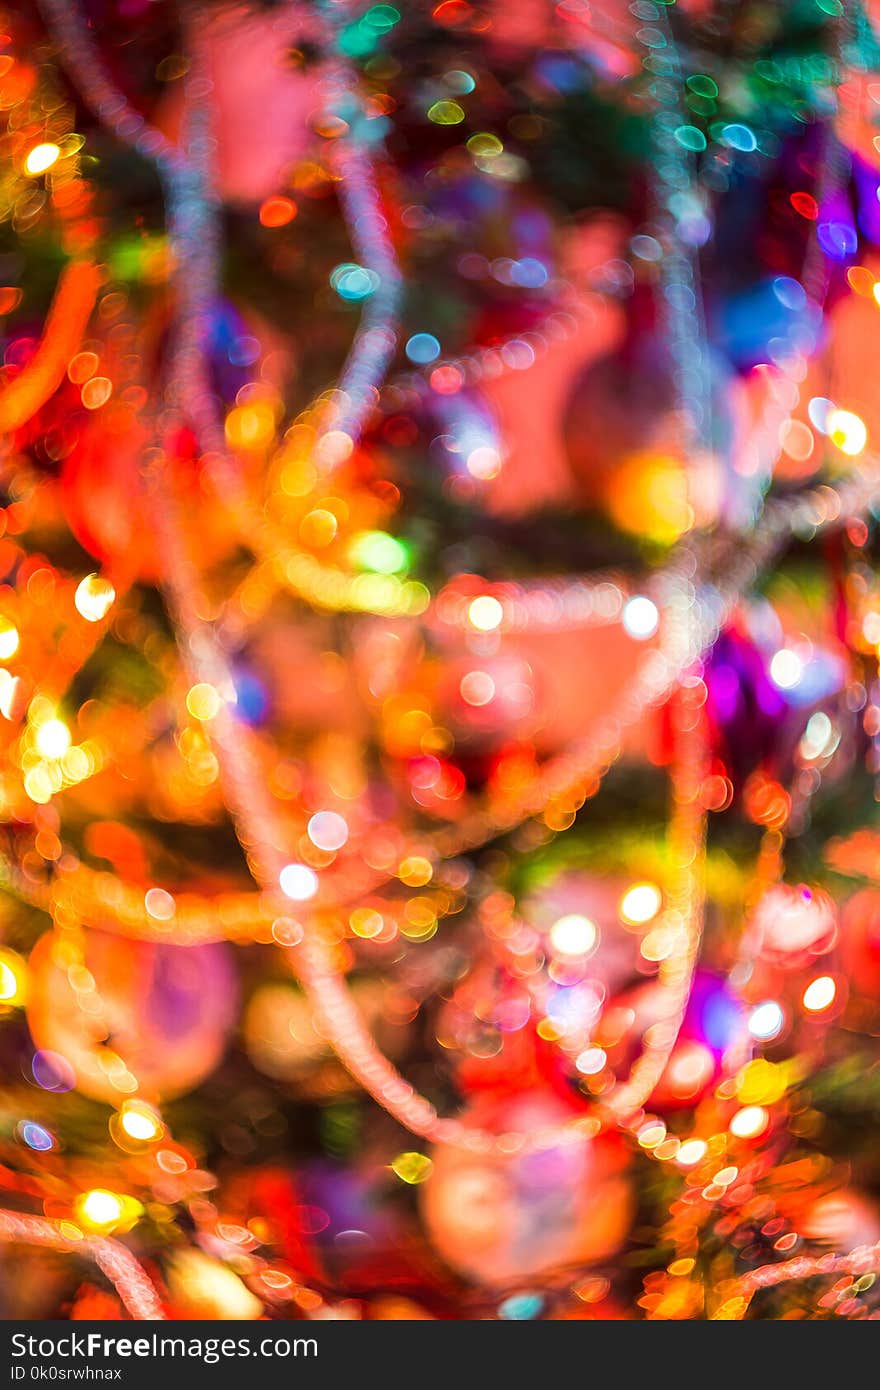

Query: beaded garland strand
<box><xmin>2</xmin><ymin>0</ymin><xmax>880</xmax><ymax>1318</ymax></box>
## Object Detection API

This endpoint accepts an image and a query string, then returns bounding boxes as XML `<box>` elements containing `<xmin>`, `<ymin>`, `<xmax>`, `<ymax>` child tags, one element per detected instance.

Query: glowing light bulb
<box><xmin>803</xmin><ymin>975</ymin><xmax>836</xmax><ymax>1013</ymax></box>
<box><xmin>0</xmin><ymin>670</ymin><xmax>20</xmax><ymax>720</ymax></box>
<box><xmin>77</xmin><ymin>1189</ymin><xmax>124</xmax><ymax>1229</ymax></box>
<box><xmin>465</xmin><ymin>445</ymin><xmax>501</xmax><ymax>480</ymax></box>
<box><xmin>279</xmin><ymin>863</ymin><xmax>319</xmax><ymax>901</ymax></box>
<box><xmin>35</xmin><ymin>718</ymin><xmax>71</xmax><ymax>760</ymax></box>
<box><xmin>74</xmin><ymin>573</ymin><xmax>116</xmax><ymax>623</ymax></box>
<box><xmin>666</xmin><ymin>1042</ymin><xmax>714</xmax><ymax>1097</ymax></box>
<box><xmin>729</xmin><ymin>1105</ymin><xmax>769</xmax><ymax>1139</ymax></box>
<box><xmin>622</xmin><ymin>595</ymin><xmax>659</xmax><ymax>640</ymax></box>
<box><xmin>25</xmin><ymin>142</ymin><xmax>60</xmax><ymax>175</ymax></box>
<box><xmin>827</xmin><ymin>408</ymin><xmax>867</xmax><ymax>457</ymax></box>
<box><xmin>0</xmin><ymin>948</ymin><xmax>26</xmax><ymax>1005</ymax></box>
<box><xmin>467</xmin><ymin>595</ymin><xmax>503</xmax><ymax>631</ymax></box>
<box><xmin>0</xmin><ymin>619</ymin><xmax>19</xmax><ymax>660</ymax></box>
<box><xmin>619</xmin><ymin>882</ymin><xmax>662</xmax><ymax>925</ymax></box>
<box><xmin>677</xmin><ymin>1139</ymin><xmax>707</xmax><ymax>1167</ymax></box>
<box><xmin>769</xmin><ymin>648</ymin><xmax>803</xmax><ymax>690</ymax></box>
<box><xmin>575</xmin><ymin>1047</ymin><xmax>607</xmax><ymax>1075</ymax></box>
<box><xmin>186</xmin><ymin>683</ymin><xmax>222</xmax><ymax>721</ymax></box>
<box><xmin>748</xmin><ymin>1000</ymin><xmax>784</xmax><ymax>1040</ymax></box>
<box><xmin>549</xmin><ymin>913</ymin><xmax>598</xmax><ymax>957</ymax></box>
<box><xmin>119</xmin><ymin>1103</ymin><xmax>162</xmax><ymax>1142</ymax></box>
<box><xmin>799</xmin><ymin>711</ymin><xmax>834</xmax><ymax>760</ymax></box>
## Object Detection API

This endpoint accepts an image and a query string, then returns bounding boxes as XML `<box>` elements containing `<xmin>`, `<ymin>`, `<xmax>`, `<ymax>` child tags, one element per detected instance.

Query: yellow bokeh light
<box><xmin>75</xmin><ymin>573</ymin><xmax>116</xmax><ymax>623</ymax></box>
<box><xmin>468</xmin><ymin>595</ymin><xmax>503</xmax><ymax>631</ymax></box>
<box><xmin>298</xmin><ymin>508</ymin><xmax>338</xmax><ymax>548</ymax></box>
<box><xmin>620</xmin><ymin>882</ymin><xmax>662</xmax><ymax>926</ymax></box>
<box><xmin>677</xmin><ymin>1139</ymin><xmax>708</xmax><ymax>1167</ymax></box>
<box><xmin>549</xmin><ymin>913</ymin><xmax>598</xmax><ymax>957</ymax></box>
<box><xmin>735</xmin><ymin>1058</ymin><xmax>790</xmax><ymax>1105</ymax></box>
<box><xmin>76</xmin><ymin>1189</ymin><xmax>124</xmax><ymax>1230</ymax></box>
<box><xmin>119</xmin><ymin>1102</ymin><xmax>162</xmax><ymax>1143</ymax></box>
<box><xmin>729</xmin><ymin>1105</ymin><xmax>769</xmax><ymax>1139</ymax></box>
<box><xmin>224</xmin><ymin>401</ymin><xmax>276</xmax><ymax>451</ymax></box>
<box><xmin>0</xmin><ymin>948</ymin><xmax>27</xmax><ymax>1005</ymax></box>
<box><xmin>25</xmin><ymin>142</ymin><xmax>60</xmax><ymax>175</ymax></box>
<box><xmin>803</xmin><ymin>974</ymin><xmax>836</xmax><ymax>1013</ymax></box>
<box><xmin>391</xmin><ymin>1151</ymin><xmax>434</xmax><ymax>1184</ymax></box>
<box><xmin>399</xmin><ymin>856</ymin><xmax>433</xmax><ymax>887</ymax></box>
<box><xmin>0</xmin><ymin>618</ymin><xmax>19</xmax><ymax>661</ymax></box>
<box><xmin>827</xmin><ymin>408</ymin><xmax>867</xmax><ymax>457</ymax></box>
<box><xmin>350</xmin><ymin>907</ymin><xmax>384</xmax><ymax>939</ymax></box>
<box><xmin>0</xmin><ymin>669</ymin><xmax>20</xmax><ymax>720</ymax></box>
<box><xmin>167</xmin><ymin>1249</ymin><xmax>263</xmax><ymax>1319</ymax></box>
<box><xmin>186</xmin><ymin>683</ymin><xmax>222</xmax><ymax>721</ymax></box>
<box><xmin>35</xmin><ymin>718</ymin><xmax>71</xmax><ymax>760</ymax></box>
<box><xmin>637</xmin><ymin>1122</ymin><xmax>667</xmax><ymax>1150</ymax></box>
<box><xmin>606</xmin><ymin>452</ymin><xmax>692</xmax><ymax>543</ymax></box>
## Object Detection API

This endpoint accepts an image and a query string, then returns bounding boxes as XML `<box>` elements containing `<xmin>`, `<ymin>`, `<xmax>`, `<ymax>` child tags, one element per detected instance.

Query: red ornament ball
<box><xmin>27</xmin><ymin>929</ymin><xmax>238</xmax><ymax>1103</ymax></box>
<box><xmin>420</xmin><ymin>1092</ymin><xmax>632</xmax><ymax>1285</ymax></box>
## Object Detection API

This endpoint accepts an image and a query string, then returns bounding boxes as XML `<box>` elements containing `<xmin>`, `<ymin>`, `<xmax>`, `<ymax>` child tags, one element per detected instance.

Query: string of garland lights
<box><xmin>0</xmin><ymin>1209</ymin><xmax>166</xmax><ymax>1321</ymax></box>
<box><xmin>4</xmin><ymin>0</ymin><xmax>880</xmax><ymax>1325</ymax></box>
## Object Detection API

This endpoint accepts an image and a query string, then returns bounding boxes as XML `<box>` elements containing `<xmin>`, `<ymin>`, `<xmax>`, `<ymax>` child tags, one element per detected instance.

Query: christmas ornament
<box><xmin>26</xmin><ymin>930</ymin><xmax>238</xmax><ymax>1102</ymax></box>
<box><xmin>420</xmin><ymin>1092</ymin><xmax>632</xmax><ymax>1285</ymax></box>
<box><xmin>748</xmin><ymin>883</ymin><xmax>839</xmax><ymax>967</ymax></box>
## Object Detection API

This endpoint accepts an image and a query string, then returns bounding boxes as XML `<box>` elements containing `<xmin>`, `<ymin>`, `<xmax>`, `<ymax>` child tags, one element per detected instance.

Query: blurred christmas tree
<box><xmin>2</xmin><ymin>0</ymin><xmax>880</xmax><ymax>1322</ymax></box>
